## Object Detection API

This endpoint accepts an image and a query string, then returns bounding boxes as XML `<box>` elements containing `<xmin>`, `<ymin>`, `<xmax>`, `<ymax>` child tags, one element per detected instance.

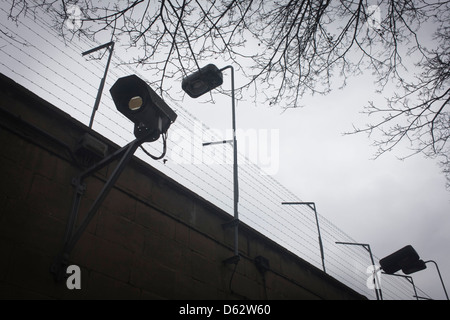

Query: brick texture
<box><xmin>0</xmin><ymin>73</ymin><xmax>366</xmax><ymax>300</ymax></box>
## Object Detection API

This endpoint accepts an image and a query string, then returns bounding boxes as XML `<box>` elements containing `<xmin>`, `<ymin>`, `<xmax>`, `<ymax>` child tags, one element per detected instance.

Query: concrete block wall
<box><xmin>0</xmin><ymin>73</ymin><xmax>366</xmax><ymax>300</ymax></box>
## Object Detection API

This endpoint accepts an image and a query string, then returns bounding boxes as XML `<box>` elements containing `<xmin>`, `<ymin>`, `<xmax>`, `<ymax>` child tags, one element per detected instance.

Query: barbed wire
<box><xmin>0</xmin><ymin>0</ymin><xmax>432</xmax><ymax>300</ymax></box>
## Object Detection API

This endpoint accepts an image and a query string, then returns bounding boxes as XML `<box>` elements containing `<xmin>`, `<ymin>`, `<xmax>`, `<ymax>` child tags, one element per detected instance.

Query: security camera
<box><xmin>110</xmin><ymin>75</ymin><xmax>177</xmax><ymax>142</ymax></box>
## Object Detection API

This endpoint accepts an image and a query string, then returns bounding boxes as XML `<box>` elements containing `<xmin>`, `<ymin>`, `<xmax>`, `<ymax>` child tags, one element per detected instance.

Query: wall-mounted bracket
<box><xmin>51</xmin><ymin>133</ymin><xmax>149</xmax><ymax>282</ymax></box>
<box><xmin>71</xmin><ymin>178</ymin><xmax>86</xmax><ymax>195</ymax></box>
<box><xmin>223</xmin><ymin>255</ymin><xmax>240</xmax><ymax>265</ymax></box>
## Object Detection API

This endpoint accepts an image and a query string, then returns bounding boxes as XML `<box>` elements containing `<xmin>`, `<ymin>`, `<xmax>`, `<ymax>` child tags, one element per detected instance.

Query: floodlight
<box><xmin>379</xmin><ymin>245</ymin><xmax>420</xmax><ymax>274</ymax></box>
<box><xmin>402</xmin><ymin>259</ymin><xmax>427</xmax><ymax>275</ymax></box>
<box><xmin>110</xmin><ymin>75</ymin><xmax>177</xmax><ymax>142</ymax></box>
<box><xmin>182</xmin><ymin>64</ymin><xmax>240</xmax><ymax>266</ymax></box>
<box><xmin>181</xmin><ymin>64</ymin><xmax>224</xmax><ymax>98</ymax></box>
<box><xmin>380</xmin><ymin>246</ymin><xmax>448</xmax><ymax>299</ymax></box>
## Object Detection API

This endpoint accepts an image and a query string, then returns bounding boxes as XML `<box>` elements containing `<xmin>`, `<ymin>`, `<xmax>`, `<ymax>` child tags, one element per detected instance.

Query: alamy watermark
<box><xmin>65</xmin><ymin>4</ymin><xmax>82</xmax><ymax>31</ymax></box>
<box><xmin>366</xmin><ymin>5</ymin><xmax>382</xmax><ymax>31</ymax></box>
<box><xmin>366</xmin><ymin>265</ymin><xmax>382</xmax><ymax>290</ymax></box>
<box><xmin>168</xmin><ymin>121</ymin><xmax>280</xmax><ymax>176</ymax></box>
<box><xmin>64</xmin><ymin>3</ymin><xmax>383</xmax><ymax>33</ymax></box>
<box><xmin>66</xmin><ymin>265</ymin><xmax>81</xmax><ymax>290</ymax></box>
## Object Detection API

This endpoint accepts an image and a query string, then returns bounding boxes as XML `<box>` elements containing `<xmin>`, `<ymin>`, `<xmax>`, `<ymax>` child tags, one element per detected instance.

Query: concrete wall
<box><xmin>0</xmin><ymin>73</ymin><xmax>366</xmax><ymax>300</ymax></box>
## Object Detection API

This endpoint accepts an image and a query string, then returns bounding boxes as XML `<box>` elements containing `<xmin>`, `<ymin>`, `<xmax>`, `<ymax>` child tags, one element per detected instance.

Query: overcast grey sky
<box><xmin>186</xmin><ymin>64</ymin><xmax>450</xmax><ymax>299</ymax></box>
<box><xmin>0</xmin><ymin>0</ymin><xmax>448</xmax><ymax>300</ymax></box>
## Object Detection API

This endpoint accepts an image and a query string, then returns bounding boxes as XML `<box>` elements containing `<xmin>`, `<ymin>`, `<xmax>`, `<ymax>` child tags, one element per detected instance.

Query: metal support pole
<box><xmin>62</xmin><ymin>178</ymin><xmax>85</xmax><ymax>248</ymax></box>
<box><xmin>202</xmin><ymin>140</ymin><xmax>233</xmax><ymax>147</ymax></box>
<box><xmin>82</xmin><ymin>41</ymin><xmax>115</xmax><ymax>129</ymax></box>
<box><xmin>67</xmin><ymin>140</ymin><xmax>140</xmax><ymax>254</ymax></box>
<box><xmin>219</xmin><ymin>65</ymin><xmax>240</xmax><ymax>263</ymax></box>
<box><xmin>336</xmin><ymin>241</ymin><xmax>383</xmax><ymax>300</ymax></box>
<box><xmin>382</xmin><ymin>272</ymin><xmax>419</xmax><ymax>300</ymax></box>
<box><xmin>425</xmin><ymin>260</ymin><xmax>449</xmax><ymax>300</ymax></box>
<box><xmin>282</xmin><ymin>202</ymin><xmax>326</xmax><ymax>273</ymax></box>
<box><xmin>51</xmin><ymin>135</ymin><xmax>146</xmax><ymax>281</ymax></box>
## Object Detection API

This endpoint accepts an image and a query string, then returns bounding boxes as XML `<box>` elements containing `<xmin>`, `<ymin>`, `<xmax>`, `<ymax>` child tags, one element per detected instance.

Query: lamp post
<box><xmin>424</xmin><ymin>260</ymin><xmax>449</xmax><ymax>300</ymax></box>
<box><xmin>336</xmin><ymin>241</ymin><xmax>383</xmax><ymax>300</ymax></box>
<box><xmin>281</xmin><ymin>202</ymin><xmax>326</xmax><ymax>273</ymax></box>
<box><xmin>182</xmin><ymin>64</ymin><xmax>240</xmax><ymax>264</ymax></box>
<box><xmin>380</xmin><ymin>245</ymin><xmax>449</xmax><ymax>300</ymax></box>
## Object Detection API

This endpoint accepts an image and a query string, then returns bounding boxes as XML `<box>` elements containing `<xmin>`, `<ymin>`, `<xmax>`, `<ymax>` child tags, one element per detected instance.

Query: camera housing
<box><xmin>110</xmin><ymin>75</ymin><xmax>177</xmax><ymax>142</ymax></box>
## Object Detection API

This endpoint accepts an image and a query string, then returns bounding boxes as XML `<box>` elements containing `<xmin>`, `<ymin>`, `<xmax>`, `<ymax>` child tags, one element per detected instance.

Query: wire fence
<box><xmin>0</xmin><ymin>1</ymin><xmax>432</xmax><ymax>300</ymax></box>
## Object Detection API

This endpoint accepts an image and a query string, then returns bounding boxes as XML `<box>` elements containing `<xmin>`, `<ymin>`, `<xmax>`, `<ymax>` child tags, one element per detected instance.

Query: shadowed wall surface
<box><xmin>0</xmin><ymin>73</ymin><xmax>366</xmax><ymax>300</ymax></box>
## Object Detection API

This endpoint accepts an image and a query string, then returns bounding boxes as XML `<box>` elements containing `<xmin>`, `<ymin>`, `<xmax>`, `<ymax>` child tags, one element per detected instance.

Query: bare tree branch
<box><xmin>5</xmin><ymin>0</ymin><xmax>450</xmax><ymax>187</ymax></box>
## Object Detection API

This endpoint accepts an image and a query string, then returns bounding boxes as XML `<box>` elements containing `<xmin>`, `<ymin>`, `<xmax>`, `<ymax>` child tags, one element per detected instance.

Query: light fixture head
<box><xmin>110</xmin><ymin>75</ymin><xmax>177</xmax><ymax>141</ymax></box>
<box><xmin>181</xmin><ymin>64</ymin><xmax>224</xmax><ymax>98</ymax></box>
<box><xmin>380</xmin><ymin>245</ymin><xmax>420</xmax><ymax>274</ymax></box>
<box><xmin>402</xmin><ymin>259</ymin><xmax>427</xmax><ymax>275</ymax></box>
